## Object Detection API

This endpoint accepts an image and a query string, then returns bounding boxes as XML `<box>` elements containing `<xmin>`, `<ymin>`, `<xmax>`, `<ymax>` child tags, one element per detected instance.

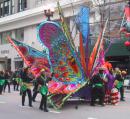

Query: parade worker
<box><xmin>36</xmin><ymin>69</ymin><xmax>49</xmax><ymax>112</ymax></box>
<box><xmin>20</xmin><ymin>67</ymin><xmax>33</xmax><ymax>107</ymax></box>
<box><xmin>0</xmin><ymin>71</ymin><xmax>5</xmax><ymax>95</ymax></box>
<box><xmin>90</xmin><ymin>67</ymin><xmax>107</xmax><ymax>106</ymax></box>
<box><xmin>115</xmin><ymin>68</ymin><xmax>125</xmax><ymax>101</ymax></box>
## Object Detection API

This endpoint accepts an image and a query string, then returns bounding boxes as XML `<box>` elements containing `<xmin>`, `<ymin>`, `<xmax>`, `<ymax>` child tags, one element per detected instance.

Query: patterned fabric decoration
<box><xmin>111</xmin><ymin>88</ymin><xmax>119</xmax><ymax>105</ymax></box>
<box><xmin>37</xmin><ymin>20</ymin><xmax>87</xmax><ymax>109</ymax></box>
<box><xmin>7</xmin><ymin>36</ymin><xmax>51</xmax><ymax>77</ymax></box>
<box><xmin>37</xmin><ymin>21</ymin><xmax>87</xmax><ymax>95</ymax></box>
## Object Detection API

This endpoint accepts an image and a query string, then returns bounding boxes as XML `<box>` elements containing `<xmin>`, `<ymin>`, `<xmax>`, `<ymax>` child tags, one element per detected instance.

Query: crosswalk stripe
<box><xmin>18</xmin><ymin>105</ymin><xmax>32</xmax><ymax>108</ymax></box>
<box><xmin>49</xmin><ymin>110</ymin><xmax>61</xmax><ymax>114</ymax></box>
<box><xmin>0</xmin><ymin>101</ymin><xmax>6</xmax><ymax>104</ymax></box>
<box><xmin>88</xmin><ymin>117</ymin><xmax>97</xmax><ymax>119</ymax></box>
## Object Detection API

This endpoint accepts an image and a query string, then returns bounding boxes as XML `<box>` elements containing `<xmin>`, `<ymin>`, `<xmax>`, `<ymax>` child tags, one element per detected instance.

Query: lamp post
<box><xmin>44</xmin><ymin>8</ymin><xmax>54</xmax><ymax>21</ymax></box>
<box><xmin>4</xmin><ymin>54</ymin><xmax>8</xmax><ymax>70</ymax></box>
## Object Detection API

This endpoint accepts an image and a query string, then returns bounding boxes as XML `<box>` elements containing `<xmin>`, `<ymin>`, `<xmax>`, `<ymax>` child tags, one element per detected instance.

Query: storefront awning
<box><xmin>105</xmin><ymin>43</ymin><xmax>130</xmax><ymax>57</ymax></box>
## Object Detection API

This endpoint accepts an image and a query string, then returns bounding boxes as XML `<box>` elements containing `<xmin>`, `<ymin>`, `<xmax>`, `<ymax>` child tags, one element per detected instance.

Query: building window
<box><xmin>18</xmin><ymin>0</ymin><xmax>27</xmax><ymax>12</ymax></box>
<box><xmin>0</xmin><ymin>0</ymin><xmax>14</xmax><ymax>17</ymax></box>
<box><xmin>11</xmin><ymin>0</ymin><xmax>15</xmax><ymax>14</ymax></box>
<box><xmin>15</xmin><ymin>28</ymin><xmax>24</xmax><ymax>41</ymax></box>
<box><xmin>36</xmin><ymin>0</ymin><xmax>45</xmax><ymax>5</ymax></box>
<box><xmin>0</xmin><ymin>31</ymin><xmax>12</xmax><ymax>44</ymax></box>
<box><xmin>14</xmin><ymin>60</ymin><xmax>23</xmax><ymax>70</ymax></box>
<box><xmin>0</xmin><ymin>2</ymin><xmax>3</xmax><ymax>17</ymax></box>
<box><xmin>4</xmin><ymin>0</ymin><xmax>10</xmax><ymax>16</ymax></box>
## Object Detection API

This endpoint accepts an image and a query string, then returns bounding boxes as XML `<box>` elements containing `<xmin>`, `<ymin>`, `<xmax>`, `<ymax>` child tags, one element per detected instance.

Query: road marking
<box><xmin>18</xmin><ymin>105</ymin><xmax>32</xmax><ymax>108</ymax></box>
<box><xmin>0</xmin><ymin>101</ymin><xmax>6</xmax><ymax>104</ymax></box>
<box><xmin>49</xmin><ymin>110</ymin><xmax>61</xmax><ymax>114</ymax></box>
<box><xmin>88</xmin><ymin>117</ymin><xmax>98</xmax><ymax>119</ymax></box>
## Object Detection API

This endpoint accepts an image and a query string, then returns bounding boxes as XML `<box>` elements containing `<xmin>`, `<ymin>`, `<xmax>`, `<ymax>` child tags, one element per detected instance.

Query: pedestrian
<box><xmin>104</xmin><ymin>68</ymin><xmax>119</xmax><ymax>105</ymax></box>
<box><xmin>38</xmin><ymin>69</ymin><xmax>53</xmax><ymax>112</ymax></box>
<box><xmin>12</xmin><ymin>69</ymin><xmax>21</xmax><ymax>91</ymax></box>
<box><xmin>90</xmin><ymin>67</ymin><xmax>107</xmax><ymax>106</ymax></box>
<box><xmin>3</xmin><ymin>71</ymin><xmax>11</xmax><ymax>93</ymax></box>
<box><xmin>0</xmin><ymin>71</ymin><xmax>5</xmax><ymax>95</ymax></box>
<box><xmin>32</xmin><ymin>78</ymin><xmax>39</xmax><ymax>102</ymax></box>
<box><xmin>115</xmin><ymin>68</ymin><xmax>125</xmax><ymax>101</ymax></box>
<box><xmin>20</xmin><ymin>67</ymin><xmax>33</xmax><ymax>107</ymax></box>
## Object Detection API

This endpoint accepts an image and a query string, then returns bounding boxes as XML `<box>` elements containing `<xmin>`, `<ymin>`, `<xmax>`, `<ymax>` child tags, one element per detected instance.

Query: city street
<box><xmin>0</xmin><ymin>87</ymin><xmax>130</xmax><ymax>119</ymax></box>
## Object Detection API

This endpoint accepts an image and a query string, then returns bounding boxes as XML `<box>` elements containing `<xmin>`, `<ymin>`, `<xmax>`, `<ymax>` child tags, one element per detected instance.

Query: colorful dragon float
<box><xmin>7</xmin><ymin>2</ymin><xmax>112</xmax><ymax>109</ymax></box>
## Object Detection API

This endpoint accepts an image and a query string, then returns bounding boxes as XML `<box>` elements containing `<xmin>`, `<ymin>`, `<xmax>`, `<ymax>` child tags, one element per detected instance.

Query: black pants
<box><xmin>0</xmin><ymin>85</ymin><xmax>3</xmax><ymax>94</ymax></box>
<box><xmin>22</xmin><ymin>89</ymin><xmax>32</xmax><ymax>106</ymax></box>
<box><xmin>32</xmin><ymin>91</ymin><xmax>39</xmax><ymax>101</ymax></box>
<box><xmin>119</xmin><ymin>86</ymin><xmax>124</xmax><ymax>100</ymax></box>
<box><xmin>13</xmin><ymin>81</ymin><xmax>19</xmax><ymax>91</ymax></box>
<box><xmin>32</xmin><ymin>84</ymin><xmax>38</xmax><ymax>101</ymax></box>
<box><xmin>91</xmin><ymin>87</ymin><xmax>105</xmax><ymax>105</ymax></box>
<box><xmin>39</xmin><ymin>95</ymin><xmax>47</xmax><ymax>109</ymax></box>
<box><xmin>4</xmin><ymin>81</ymin><xmax>10</xmax><ymax>93</ymax></box>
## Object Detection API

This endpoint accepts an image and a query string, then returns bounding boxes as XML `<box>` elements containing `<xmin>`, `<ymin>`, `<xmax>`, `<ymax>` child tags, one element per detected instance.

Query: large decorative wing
<box><xmin>7</xmin><ymin>36</ymin><xmax>50</xmax><ymax>77</ymax></box>
<box><xmin>76</xmin><ymin>6</ymin><xmax>90</xmax><ymax>45</ymax></box>
<box><xmin>37</xmin><ymin>21</ymin><xmax>86</xmax><ymax>95</ymax></box>
<box><xmin>75</xmin><ymin>6</ymin><xmax>90</xmax><ymax>75</ymax></box>
<box><xmin>37</xmin><ymin>21</ymin><xmax>88</xmax><ymax>109</ymax></box>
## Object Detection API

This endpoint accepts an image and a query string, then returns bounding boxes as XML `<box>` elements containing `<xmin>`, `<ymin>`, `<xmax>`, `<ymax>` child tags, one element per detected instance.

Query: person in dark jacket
<box><xmin>38</xmin><ymin>70</ymin><xmax>53</xmax><ymax>112</ymax></box>
<box><xmin>32</xmin><ymin>79</ymin><xmax>38</xmax><ymax>102</ymax></box>
<box><xmin>3</xmin><ymin>71</ymin><xmax>11</xmax><ymax>93</ymax></box>
<box><xmin>90</xmin><ymin>67</ymin><xmax>107</xmax><ymax>106</ymax></box>
<box><xmin>32</xmin><ymin>72</ymin><xmax>54</xmax><ymax>103</ymax></box>
<box><xmin>20</xmin><ymin>67</ymin><xmax>33</xmax><ymax>107</ymax></box>
<box><xmin>12</xmin><ymin>69</ymin><xmax>21</xmax><ymax>91</ymax></box>
<box><xmin>115</xmin><ymin>69</ymin><xmax>125</xmax><ymax>101</ymax></box>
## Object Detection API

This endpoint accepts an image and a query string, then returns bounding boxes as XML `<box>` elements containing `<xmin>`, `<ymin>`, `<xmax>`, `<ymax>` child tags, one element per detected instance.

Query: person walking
<box><xmin>38</xmin><ymin>70</ymin><xmax>54</xmax><ymax>112</ymax></box>
<box><xmin>3</xmin><ymin>71</ymin><xmax>11</xmax><ymax>93</ymax></box>
<box><xmin>37</xmin><ymin>69</ymin><xmax>49</xmax><ymax>112</ymax></box>
<box><xmin>115</xmin><ymin>68</ymin><xmax>125</xmax><ymax>101</ymax></box>
<box><xmin>32</xmin><ymin>79</ymin><xmax>39</xmax><ymax>102</ymax></box>
<box><xmin>20</xmin><ymin>67</ymin><xmax>33</xmax><ymax>107</ymax></box>
<box><xmin>0</xmin><ymin>71</ymin><xmax>5</xmax><ymax>95</ymax></box>
<box><xmin>104</xmin><ymin>68</ymin><xmax>118</xmax><ymax>105</ymax></box>
<box><xmin>12</xmin><ymin>69</ymin><xmax>21</xmax><ymax>91</ymax></box>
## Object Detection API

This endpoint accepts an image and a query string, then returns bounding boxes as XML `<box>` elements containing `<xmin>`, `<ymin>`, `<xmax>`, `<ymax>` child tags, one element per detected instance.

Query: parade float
<box><xmin>7</xmin><ymin>1</ymin><xmax>112</xmax><ymax>109</ymax></box>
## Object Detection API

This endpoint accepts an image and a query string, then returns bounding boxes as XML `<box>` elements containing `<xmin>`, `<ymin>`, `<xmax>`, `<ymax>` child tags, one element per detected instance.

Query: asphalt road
<box><xmin>0</xmin><ymin>87</ymin><xmax>130</xmax><ymax>119</ymax></box>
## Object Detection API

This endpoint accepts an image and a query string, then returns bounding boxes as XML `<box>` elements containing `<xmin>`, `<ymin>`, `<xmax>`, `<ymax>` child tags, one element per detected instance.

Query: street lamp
<box><xmin>4</xmin><ymin>54</ymin><xmax>8</xmax><ymax>70</ymax></box>
<box><xmin>44</xmin><ymin>8</ymin><xmax>54</xmax><ymax>21</ymax></box>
